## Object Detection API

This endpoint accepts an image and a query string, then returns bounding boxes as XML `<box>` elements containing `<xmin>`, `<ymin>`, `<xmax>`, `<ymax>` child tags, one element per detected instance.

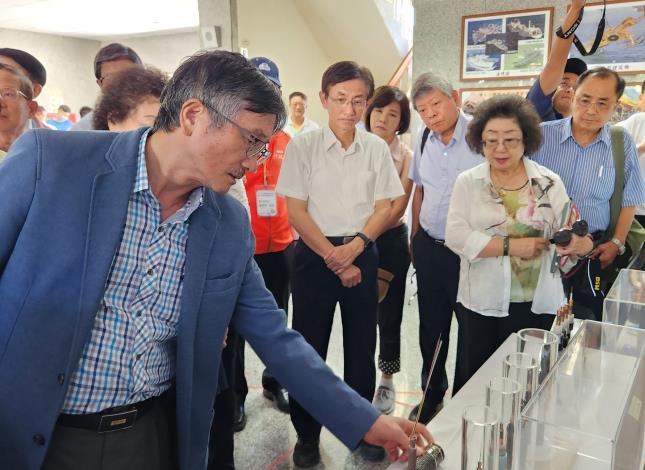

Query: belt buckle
<box><xmin>98</xmin><ymin>408</ymin><xmax>138</xmax><ymax>433</ymax></box>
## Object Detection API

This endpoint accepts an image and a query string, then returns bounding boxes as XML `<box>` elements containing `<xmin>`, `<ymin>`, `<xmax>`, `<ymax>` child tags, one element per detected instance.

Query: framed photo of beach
<box><xmin>460</xmin><ymin>7</ymin><xmax>554</xmax><ymax>81</ymax></box>
<box><xmin>459</xmin><ymin>86</ymin><xmax>531</xmax><ymax>115</ymax></box>
<box><xmin>568</xmin><ymin>0</ymin><xmax>645</xmax><ymax>74</ymax></box>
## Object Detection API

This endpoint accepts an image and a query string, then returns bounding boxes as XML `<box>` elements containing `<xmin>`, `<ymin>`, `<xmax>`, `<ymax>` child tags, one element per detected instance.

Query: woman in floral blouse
<box><xmin>446</xmin><ymin>95</ymin><xmax>593</xmax><ymax>392</ymax></box>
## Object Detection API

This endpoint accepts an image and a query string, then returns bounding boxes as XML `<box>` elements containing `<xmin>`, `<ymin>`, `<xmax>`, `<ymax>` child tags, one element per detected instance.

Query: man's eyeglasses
<box><xmin>206</xmin><ymin>104</ymin><xmax>271</xmax><ymax>164</ymax></box>
<box><xmin>575</xmin><ymin>96</ymin><xmax>614</xmax><ymax>113</ymax></box>
<box><xmin>481</xmin><ymin>138</ymin><xmax>523</xmax><ymax>150</ymax></box>
<box><xmin>328</xmin><ymin>96</ymin><xmax>368</xmax><ymax>109</ymax></box>
<box><xmin>0</xmin><ymin>88</ymin><xmax>29</xmax><ymax>102</ymax></box>
<box><xmin>556</xmin><ymin>80</ymin><xmax>574</xmax><ymax>91</ymax></box>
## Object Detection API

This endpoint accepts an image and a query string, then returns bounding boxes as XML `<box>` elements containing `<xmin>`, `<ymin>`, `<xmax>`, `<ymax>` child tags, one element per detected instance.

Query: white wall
<box><xmin>237</xmin><ymin>0</ymin><xmax>332</xmax><ymax>127</ymax></box>
<box><xmin>0</xmin><ymin>28</ymin><xmax>99</xmax><ymax>115</ymax></box>
<box><xmin>101</xmin><ymin>30</ymin><xmax>202</xmax><ymax>76</ymax></box>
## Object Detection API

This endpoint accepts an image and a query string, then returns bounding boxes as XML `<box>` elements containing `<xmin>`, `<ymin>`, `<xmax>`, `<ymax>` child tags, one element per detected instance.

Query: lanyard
<box><xmin>573</xmin><ymin>0</ymin><xmax>606</xmax><ymax>56</ymax></box>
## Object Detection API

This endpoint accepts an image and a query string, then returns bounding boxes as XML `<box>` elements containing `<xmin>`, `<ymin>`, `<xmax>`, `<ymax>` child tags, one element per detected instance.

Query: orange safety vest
<box><xmin>244</xmin><ymin>130</ymin><xmax>294</xmax><ymax>254</ymax></box>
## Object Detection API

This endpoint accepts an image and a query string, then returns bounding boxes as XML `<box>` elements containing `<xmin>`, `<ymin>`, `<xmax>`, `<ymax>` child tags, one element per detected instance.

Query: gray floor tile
<box><xmin>234</xmin><ymin>270</ymin><xmax>458</xmax><ymax>469</ymax></box>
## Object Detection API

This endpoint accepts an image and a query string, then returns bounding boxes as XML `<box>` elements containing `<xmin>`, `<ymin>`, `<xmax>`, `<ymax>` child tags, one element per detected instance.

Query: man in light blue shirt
<box><xmin>531</xmin><ymin>67</ymin><xmax>645</xmax><ymax>320</ymax></box>
<box><xmin>408</xmin><ymin>73</ymin><xmax>481</xmax><ymax>421</ymax></box>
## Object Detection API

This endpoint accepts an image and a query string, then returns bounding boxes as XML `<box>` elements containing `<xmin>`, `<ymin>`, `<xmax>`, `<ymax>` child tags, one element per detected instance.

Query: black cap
<box><xmin>564</xmin><ymin>58</ymin><xmax>587</xmax><ymax>77</ymax></box>
<box><xmin>94</xmin><ymin>43</ymin><xmax>142</xmax><ymax>79</ymax></box>
<box><xmin>0</xmin><ymin>48</ymin><xmax>46</xmax><ymax>86</ymax></box>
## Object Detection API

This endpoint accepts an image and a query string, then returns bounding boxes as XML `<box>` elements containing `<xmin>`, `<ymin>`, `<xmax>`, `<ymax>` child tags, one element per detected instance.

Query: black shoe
<box><xmin>293</xmin><ymin>437</ymin><xmax>320</xmax><ymax>468</ymax></box>
<box><xmin>358</xmin><ymin>441</ymin><xmax>386</xmax><ymax>462</ymax></box>
<box><xmin>233</xmin><ymin>405</ymin><xmax>246</xmax><ymax>433</ymax></box>
<box><xmin>262</xmin><ymin>384</ymin><xmax>290</xmax><ymax>413</ymax></box>
<box><xmin>408</xmin><ymin>400</ymin><xmax>443</xmax><ymax>424</ymax></box>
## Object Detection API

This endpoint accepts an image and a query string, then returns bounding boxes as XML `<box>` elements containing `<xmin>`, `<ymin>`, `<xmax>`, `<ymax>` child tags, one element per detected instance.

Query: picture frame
<box><xmin>460</xmin><ymin>7</ymin><xmax>554</xmax><ymax>81</ymax></box>
<box><xmin>568</xmin><ymin>0</ymin><xmax>645</xmax><ymax>74</ymax></box>
<box><xmin>611</xmin><ymin>82</ymin><xmax>643</xmax><ymax>123</ymax></box>
<box><xmin>459</xmin><ymin>86</ymin><xmax>531</xmax><ymax>114</ymax></box>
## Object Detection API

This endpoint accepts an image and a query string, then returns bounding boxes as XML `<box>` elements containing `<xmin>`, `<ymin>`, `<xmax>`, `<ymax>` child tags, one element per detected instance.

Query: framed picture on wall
<box><xmin>611</xmin><ymin>82</ymin><xmax>643</xmax><ymax>123</ymax></box>
<box><xmin>460</xmin><ymin>86</ymin><xmax>531</xmax><ymax>114</ymax></box>
<box><xmin>460</xmin><ymin>7</ymin><xmax>554</xmax><ymax>81</ymax></box>
<box><xmin>568</xmin><ymin>0</ymin><xmax>645</xmax><ymax>74</ymax></box>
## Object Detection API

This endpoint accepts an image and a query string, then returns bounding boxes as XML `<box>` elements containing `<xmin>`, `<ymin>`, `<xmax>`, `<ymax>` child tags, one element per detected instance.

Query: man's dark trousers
<box><xmin>412</xmin><ymin>229</ymin><xmax>460</xmax><ymax>400</ymax></box>
<box><xmin>289</xmin><ymin>238</ymin><xmax>378</xmax><ymax>440</ymax></box>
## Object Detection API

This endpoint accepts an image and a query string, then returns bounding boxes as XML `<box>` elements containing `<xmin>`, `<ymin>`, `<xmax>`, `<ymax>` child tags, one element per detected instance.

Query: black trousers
<box><xmin>453</xmin><ymin>302</ymin><xmax>554</xmax><ymax>394</ymax></box>
<box><xmin>562</xmin><ymin>257</ymin><xmax>606</xmax><ymax>321</ymax></box>
<box><xmin>376</xmin><ymin>223</ymin><xmax>410</xmax><ymax>375</ymax></box>
<box><xmin>208</xmin><ymin>331</ymin><xmax>239</xmax><ymax>470</ymax></box>
<box><xmin>289</xmin><ymin>238</ymin><xmax>378</xmax><ymax>440</ymax></box>
<box><xmin>235</xmin><ymin>243</ymin><xmax>294</xmax><ymax>403</ymax></box>
<box><xmin>42</xmin><ymin>391</ymin><xmax>177</xmax><ymax>470</ymax></box>
<box><xmin>411</xmin><ymin>230</ymin><xmax>459</xmax><ymax>406</ymax></box>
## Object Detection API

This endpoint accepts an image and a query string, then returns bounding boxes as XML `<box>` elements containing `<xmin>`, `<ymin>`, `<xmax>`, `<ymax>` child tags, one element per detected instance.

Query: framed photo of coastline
<box><xmin>460</xmin><ymin>7</ymin><xmax>554</xmax><ymax>81</ymax></box>
<box><xmin>568</xmin><ymin>0</ymin><xmax>645</xmax><ymax>74</ymax></box>
<box><xmin>459</xmin><ymin>86</ymin><xmax>531</xmax><ymax>115</ymax></box>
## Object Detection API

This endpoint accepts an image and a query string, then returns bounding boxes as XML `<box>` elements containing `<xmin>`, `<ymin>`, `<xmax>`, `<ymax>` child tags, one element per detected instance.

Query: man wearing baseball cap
<box><xmin>73</xmin><ymin>43</ymin><xmax>143</xmax><ymax>130</ymax></box>
<box><xmin>0</xmin><ymin>48</ymin><xmax>46</xmax><ymax>98</ymax></box>
<box><xmin>234</xmin><ymin>57</ymin><xmax>294</xmax><ymax>422</ymax></box>
<box><xmin>527</xmin><ymin>0</ymin><xmax>587</xmax><ymax>122</ymax></box>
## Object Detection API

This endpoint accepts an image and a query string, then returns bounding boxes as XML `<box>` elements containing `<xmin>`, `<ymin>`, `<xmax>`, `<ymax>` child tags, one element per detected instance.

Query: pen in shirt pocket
<box><xmin>598</xmin><ymin>165</ymin><xmax>603</xmax><ymax>178</ymax></box>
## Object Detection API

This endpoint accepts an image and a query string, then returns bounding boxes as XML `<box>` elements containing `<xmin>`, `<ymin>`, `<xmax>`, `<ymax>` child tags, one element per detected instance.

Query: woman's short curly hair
<box><xmin>465</xmin><ymin>94</ymin><xmax>542</xmax><ymax>155</ymax></box>
<box><xmin>93</xmin><ymin>66</ymin><xmax>168</xmax><ymax>130</ymax></box>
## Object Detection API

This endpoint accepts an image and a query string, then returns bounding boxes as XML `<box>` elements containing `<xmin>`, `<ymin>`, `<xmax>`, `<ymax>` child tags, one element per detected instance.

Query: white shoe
<box><xmin>373</xmin><ymin>385</ymin><xmax>395</xmax><ymax>414</ymax></box>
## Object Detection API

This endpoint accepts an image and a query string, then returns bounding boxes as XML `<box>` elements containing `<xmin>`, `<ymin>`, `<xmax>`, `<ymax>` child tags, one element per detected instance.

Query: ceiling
<box><xmin>0</xmin><ymin>0</ymin><xmax>199</xmax><ymax>40</ymax></box>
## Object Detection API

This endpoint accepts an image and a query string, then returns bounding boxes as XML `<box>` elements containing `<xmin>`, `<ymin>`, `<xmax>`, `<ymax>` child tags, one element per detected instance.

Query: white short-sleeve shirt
<box><xmin>276</xmin><ymin>126</ymin><xmax>404</xmax><ymax>236</ymax></box>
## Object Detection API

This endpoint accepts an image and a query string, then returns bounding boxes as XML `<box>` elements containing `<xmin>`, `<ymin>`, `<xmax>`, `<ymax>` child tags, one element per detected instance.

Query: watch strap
<box><xmin>356</xmin><ymin>232</ymin><xmax>373</xmax><ymax>249</ymax></box>
<box><xmin>610</xmin><ymin>237</ymin><xmax>626</xmax><ymax>255</ymax></box>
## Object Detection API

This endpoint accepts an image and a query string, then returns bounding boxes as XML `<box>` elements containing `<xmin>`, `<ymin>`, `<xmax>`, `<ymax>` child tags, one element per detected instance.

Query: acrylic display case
<box><xmin>603</xmin><ymin>269</ymin><xmax>645</xmax><ymax>329</ymax></box>
<box><xmin>518</xmin><ymin>320</ymin><xmax>645</xmax><ymax>470</ymax></box>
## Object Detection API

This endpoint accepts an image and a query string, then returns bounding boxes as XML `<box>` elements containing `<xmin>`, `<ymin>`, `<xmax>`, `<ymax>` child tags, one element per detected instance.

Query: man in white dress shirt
<box><xmin>277</xmin><ymin>61</ymin><xmax>403</xmax><ymax>467</ymax></box>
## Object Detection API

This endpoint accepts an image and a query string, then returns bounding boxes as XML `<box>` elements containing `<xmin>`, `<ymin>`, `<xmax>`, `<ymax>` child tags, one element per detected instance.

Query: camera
<box><xmin>550</xmin><ymin>220</ymin><xmax>589</xmax><ymax>247</ymax></box>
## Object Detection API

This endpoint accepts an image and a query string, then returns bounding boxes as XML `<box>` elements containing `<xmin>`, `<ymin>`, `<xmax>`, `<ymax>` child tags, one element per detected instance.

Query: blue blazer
<box><xmin>0</xmin><ymin>129</ymin><xmax>379</xmax><ymax>469</ymax></box>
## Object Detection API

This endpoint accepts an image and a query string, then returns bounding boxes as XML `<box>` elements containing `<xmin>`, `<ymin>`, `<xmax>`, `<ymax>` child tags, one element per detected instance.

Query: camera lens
<box><xmin>572</xmin><ymin>219</ymin><xmax>589</xmax><ymax>236</ymax></box>
<box><xmin>551</xmin><ymin>229</ymin><xmax>572</xmax><ymax>246</ymax></box>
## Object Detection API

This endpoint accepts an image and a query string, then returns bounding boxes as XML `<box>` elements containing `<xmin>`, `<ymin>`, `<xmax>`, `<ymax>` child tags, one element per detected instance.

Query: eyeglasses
<box><xmin>0</xmin><ymin>87</ymin><xmax>29</xmax><ymax>102</ymax></box>
<box><xmin>328</xmin><ymin>96</ymin><xmax>368</xmax><ymax>109</ymax></box>
<box><xmin>482</xmin><ymin>138</ymin><xmax>523</xmax><ymax>150</ymax></box>
<box><xmin>205</xmin><ymin>104</ymin><xmax>271</xmax><ymax>164</ymax></box>
<box><xmin>556</xmin><ymin>80</ymin><xmax>574</xmax><ymax>91</ymax></box>
<box><xmin>575</xmin><ymin>96</ymin><xmax>614</xmax><ymax>113</ymax></box>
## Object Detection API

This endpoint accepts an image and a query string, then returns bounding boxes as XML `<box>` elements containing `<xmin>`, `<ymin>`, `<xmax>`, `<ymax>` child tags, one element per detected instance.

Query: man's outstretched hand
<box><xmin>363</xmin><ymin>415</ymin><xmax>434</xmax><ymax>462</ymax></box>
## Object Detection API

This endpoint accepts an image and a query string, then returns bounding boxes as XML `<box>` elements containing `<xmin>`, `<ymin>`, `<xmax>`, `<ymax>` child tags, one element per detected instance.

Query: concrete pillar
<box><xmin>197</xmin><ymin>0</ymin><xmax>238</xmax><ymax>52</ymax></box>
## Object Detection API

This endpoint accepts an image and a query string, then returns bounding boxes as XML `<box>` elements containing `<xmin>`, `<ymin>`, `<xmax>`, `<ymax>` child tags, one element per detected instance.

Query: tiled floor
<box><xmin>233</xmin><ymin>271</ymin><xmax>459</xmax><ymax>469</ymax></box>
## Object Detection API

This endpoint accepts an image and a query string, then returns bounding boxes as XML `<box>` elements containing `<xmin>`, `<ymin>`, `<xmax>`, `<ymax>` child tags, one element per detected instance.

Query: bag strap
<box><xmin>605</xmin><ymin>125</ymin><xmax>625</xmax><ymax>243</ymax></box>
<box><xmin>420</xmin><ymin>127</ymin><xmax>431</xmax><ymax>154</ymax></box>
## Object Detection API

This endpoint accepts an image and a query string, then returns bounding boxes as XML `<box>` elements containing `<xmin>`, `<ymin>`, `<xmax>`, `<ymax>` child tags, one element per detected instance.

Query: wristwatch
<box><xmin>610</xmin><ymin>237</ymin><xmax>626</xmax><ymax>255</ymax></box>
<box><xmin>355</xmin><ymin>232</ymin><xmax>373</xmax><ymax>250</ymax></box>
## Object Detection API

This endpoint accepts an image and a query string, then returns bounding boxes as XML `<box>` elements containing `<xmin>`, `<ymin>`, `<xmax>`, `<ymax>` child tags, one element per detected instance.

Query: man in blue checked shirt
<box><xmin>530</xmin><ymin>67</ymin><xmax>645</xmax><ymax>320</ymax></box>
<box><xmin>0</xmin><ymin>51</ymin><xmax>432</xmax><ymax>470</ymax></box>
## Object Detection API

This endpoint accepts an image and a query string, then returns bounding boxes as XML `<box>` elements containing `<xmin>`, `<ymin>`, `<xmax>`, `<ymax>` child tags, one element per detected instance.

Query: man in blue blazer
<box><xmin>0</xmin><ymin>51</ymin><xmax>431</xmax><ymax>469</ymax></box>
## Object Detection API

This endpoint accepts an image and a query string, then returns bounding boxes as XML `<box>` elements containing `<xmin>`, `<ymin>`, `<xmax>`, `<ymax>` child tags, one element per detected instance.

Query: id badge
<box><xmin>256</xmin><ymin>187</ymin><xmax>277</xmax><ymax>217</ymax></box>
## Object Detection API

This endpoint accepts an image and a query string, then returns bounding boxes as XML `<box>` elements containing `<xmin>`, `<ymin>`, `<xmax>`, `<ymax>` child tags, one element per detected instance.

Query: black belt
<box><xmin>419</xmin><ymin>229</ymin><xmax>445</xmax><ymax>245</ymax></box>
<box><xmin>57</xmin><ymin>393</ymin><xmax>163</xmax><ymax>433</ymax></box>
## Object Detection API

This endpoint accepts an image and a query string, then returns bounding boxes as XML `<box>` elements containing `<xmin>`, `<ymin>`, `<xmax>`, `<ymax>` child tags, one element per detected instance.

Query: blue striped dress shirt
<box><xmin>409</xmin><ymin>111</ymin><xmax>482</xmax><ymax>239</ymax></box>
<box><xmin>61</xmin><ymin>130</ymin><xmax>203</xmax><ymax>414</ymax></box>
<box><xmin>530</xmin><ymin>118</ymin><xmax>645</xmax><ymax>233</ymax></box>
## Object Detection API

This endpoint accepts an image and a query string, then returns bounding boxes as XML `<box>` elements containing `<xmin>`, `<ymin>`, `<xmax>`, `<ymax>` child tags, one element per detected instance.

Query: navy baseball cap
<box><xmin>564</xmin><ymin>58</ymin><xmax>587</xmax><ymax>77</ymax></box>
<box><xmin>249</xmin><ymin>57</ymin><xmax>281</xmax><ymax>87</ymax></box>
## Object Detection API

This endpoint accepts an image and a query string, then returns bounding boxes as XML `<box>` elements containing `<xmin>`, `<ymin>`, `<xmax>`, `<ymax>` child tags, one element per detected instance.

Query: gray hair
<box><xmin>153</xmin><ymin>50</ymin><xmax>286</xmax><ymax>133</ymax></box>
<box><xmin>411</xmin><ymin>72</ymin><xmax>453</xmax><ymax>110</ymax></box>
<box><xmin>0</xmin><ymin>63</ymin><xmax>33</xmax><ymax>100</ymax></box>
